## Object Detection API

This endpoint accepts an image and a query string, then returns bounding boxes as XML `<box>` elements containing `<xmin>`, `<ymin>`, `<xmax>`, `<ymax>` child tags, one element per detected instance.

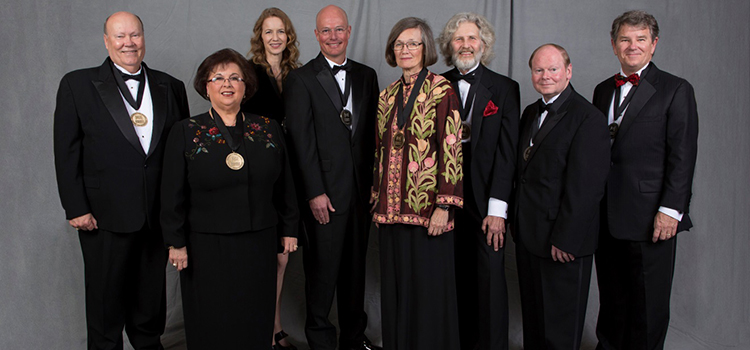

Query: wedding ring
<box><xmin>172</xmin><ymin>263</ymin><xmax>177</xmax><ymax>267</ymax></box>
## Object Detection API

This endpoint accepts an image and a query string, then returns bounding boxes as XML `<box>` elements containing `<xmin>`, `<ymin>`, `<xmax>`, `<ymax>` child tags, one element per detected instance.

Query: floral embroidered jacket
<box><xmin>160</xmin><ymin>112</ymin><xmax>299</xmax><ymax>248</ymax></box>
<box><xmin>371</xmin><ymin>71</ymin><xmax>464</xmax><ymax>229</ymax></box>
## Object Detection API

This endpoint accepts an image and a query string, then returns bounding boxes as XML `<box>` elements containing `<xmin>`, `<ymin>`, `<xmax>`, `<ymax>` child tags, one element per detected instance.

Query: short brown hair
<box><xmin>528</xmin><ymin>43</ymin><xmax>570</xmax><ymax>69</ymax></box>
<box><xmin>194</xmin><ymin>48</ymin><xmax>257</xmax><ymax>102</ymax></box>
<box><xmin>247</xmin><ymin>8</ymin><xmax>301</xmax><ymax>82</ymax></box>
<box><xmin>384</xmin><ymin>17</ymin><xmax>438</xmax><ymax>68</ymax></box>
<box><xmin>610</xmin><ymin>10</ymin><xmax>659</xmax><ymax>42</ymax></box>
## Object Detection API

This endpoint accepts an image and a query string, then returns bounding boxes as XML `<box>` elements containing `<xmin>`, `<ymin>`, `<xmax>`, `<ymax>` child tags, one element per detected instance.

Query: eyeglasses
<box><xmin>209</xmin><ymin>76</ymin><xmax>244</xmax><ymax>85</ymax></box>
<box><xmin>393</xmin><ymin>41</ymin><xmax>423</xmax><ymax>51</ymax></box>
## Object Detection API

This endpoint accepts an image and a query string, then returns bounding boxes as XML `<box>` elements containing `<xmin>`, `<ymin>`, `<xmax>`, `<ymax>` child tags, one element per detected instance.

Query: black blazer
<box><xmin>593</xmin><ymin>63</ymin><xmax>698</xmax><ymax>241</ymax></box>
<box><xmin>241</xmin><ymin>62</ymin><xmax>284</xmax><ymax>123</ymax></box>
<box><xmin>283</xmin><ymin>53</ymin><xmax>379</xmax><ymax>211</ymax></box>
<box><xmin>442</xmin><ymin>65</ymin><xmax>520</xmax><ymax>215</ymax></box>
<box><xmin>159</xmin><ymin>112</ymin><xmax>299</xmax><ymax>248</ymax></box>
<box><xmin>513</xmin><ymin>85</ymin><xmax>610</xmax><ymax>258</ymax></box>
<box><xmin>54</xmin><ymin>58</ymin><xmax>189</xmax><ymax>232</ymax></box>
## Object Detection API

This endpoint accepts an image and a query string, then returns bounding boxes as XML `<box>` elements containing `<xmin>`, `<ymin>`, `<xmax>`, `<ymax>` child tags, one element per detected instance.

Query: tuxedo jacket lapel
<box><xmin>314</xmin><ymin>54</ymin><xmax>343</xmax><ymax>114</ymax></box>
<box><xmin>472</xmin><ymin>84</ymin><xmax>491</xmax><ymax>153</ymax></box>
<box><xmin>351</xmin><ymin>64</ymin><xmax>365</xmax><ymax>138</ymax></box>
<box><xmin>94</xmin><ymin>61</ymin><xmax>145</xmax><ymax>156</ymax></box>
<box><xmin>615</xmin><ymin>70</ymin><xmax>657</xmax><ymax>144</ymax></box>
<box><xmin>145</xmin><ymin>64</ymin><xmax>167</xmax><ymax>158</ymax></box>
<box><xmin>522</xmin><ymin>85</ymin><xmax>573</xmax><ymax>170</ymax></box>
<box><xmin>523</xmin><ymin>109</ymin><xmax>567</xmax><ymax>170</ymax></box>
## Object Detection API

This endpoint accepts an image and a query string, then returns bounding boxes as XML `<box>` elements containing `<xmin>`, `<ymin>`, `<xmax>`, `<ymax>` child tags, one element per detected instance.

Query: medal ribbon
<box><xmin>457</xmin><ymin>66</ymin><xmax>483</xmax><ymax>121</ymax></box>
<box><xmin>112</xmin><ymin>63</ymin><xmax>146</xmax><ymax>111</ymax></box>
<box><xmin>612</xmin><ymin>65</ymin><xmax>649</xmax><ymax>127</ymax></box>
<box><xmin>332</xmin><ymin>66</ymin><xmax>352</xmax><ymax>113</ymax></box>
<box><xmin>396</xmin><ymin>68</ymin><xmax>429</xmax><ymax>129</ymax></box>
<box><xmin>210</xmin><ymin>108</ymin><xmax>244</xmax><ymax>153</ymax></box>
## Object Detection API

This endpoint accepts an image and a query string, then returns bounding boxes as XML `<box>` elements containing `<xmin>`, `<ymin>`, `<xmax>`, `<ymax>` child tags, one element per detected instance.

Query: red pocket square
<box><xmin>483</xmin><ymin>100</ymin><xmax>498</xmax><ymax>117</ymax></box>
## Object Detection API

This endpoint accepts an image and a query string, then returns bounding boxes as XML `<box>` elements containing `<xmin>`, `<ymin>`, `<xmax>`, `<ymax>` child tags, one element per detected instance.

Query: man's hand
<box><xmin>551</xmin><ymin>245</ymin><xmax>574</xmax><ymax>263</ymax></box>
<box><xmin>482</xmin><ymin>215</ymin><xmax>505</xmax><ymax>251</ymax></box>
<box><xmin>652</xmin><ymin>211</ymin><xmax>678</xmax><ymax>243</ymax></box>
<box><xmin>169</xmin><ymin>247</ymin><xmax>188</xmax><ymax>271</ymax></box>
<box><xmin>428</xmin><ymin>207</ymin><xmax>449</xmax><ymax>236</ymax></box>
<box><xmin>309</xmin><ymin>193</ymin><xmax>335</xmax><ymax>225</ymax></box>
<box><xmin>69</xmin><ymin>213</ymin><xmax>98</xmax><ymax>231</ymax></box>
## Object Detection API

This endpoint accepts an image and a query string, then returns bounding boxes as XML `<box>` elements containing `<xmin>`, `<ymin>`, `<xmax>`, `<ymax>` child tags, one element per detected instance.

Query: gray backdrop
<box><xmin>1</xmin><ymin>0</ymin><xmax>748</xmax><ymax>349</ymax></box>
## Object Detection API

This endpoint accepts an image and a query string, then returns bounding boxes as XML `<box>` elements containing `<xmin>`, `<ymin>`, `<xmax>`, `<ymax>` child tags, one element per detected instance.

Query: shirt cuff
<box><xmin>659</xmin><ymin>206</ymin><xmax>683</xmax><ymax>222</ymax></box>
<box><xmin>487</xmin><ymin>198</ymin><xmax>508</xmax><ymax>219</ymax></box>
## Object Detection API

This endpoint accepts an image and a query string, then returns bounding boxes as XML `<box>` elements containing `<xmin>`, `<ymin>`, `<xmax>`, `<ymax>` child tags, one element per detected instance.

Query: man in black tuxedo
<box><xmin>513</xmin><ymin>44</ymin><xmax>610</xmax><ymax>349</ymax></box>
<box><xmin>283</xmin><ymin>5</ymin><xmax>380</xmax><ymax>350</ymax></box>
<box><xmin>437</xmin><ymin>12</ymin><xmax>519</xmax><ymax>350</ymax></box>
<box><xmin>53</xmin><ymin>11</ymin><xmax>189</xmax><ymax>350</ymax></box>
<box><xmin>593</xmin><ymin>11</ymin><xmax>698</xmax><ymax>350</ymax></box>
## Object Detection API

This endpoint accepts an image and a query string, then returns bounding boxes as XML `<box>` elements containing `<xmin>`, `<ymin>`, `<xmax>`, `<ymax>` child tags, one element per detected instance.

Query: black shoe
<box><xmin>272</xmin><ymin>330</ymin><xmax>297</xmax><ymax>350</ymax></box>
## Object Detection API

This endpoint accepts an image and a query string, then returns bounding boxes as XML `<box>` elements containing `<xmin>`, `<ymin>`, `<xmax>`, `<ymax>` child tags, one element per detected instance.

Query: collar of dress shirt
<box><xmin>324</xmin><ymin>56</ymin><xmax>349</xmax><ymax>70</ymax></box>
<box><xmin>619</xmin><ymin>62</ymin><xmax>649</xmax><ymax>79</ymax></box>
<box><xmin>542</xmin><ymin>91</ymin><xmax>562</xmax><ymax>105</ymax></box>
<box><xmin>113</xmin><ymin>62</ymin><xmax>143</xmax><ymax>76</ymax></box>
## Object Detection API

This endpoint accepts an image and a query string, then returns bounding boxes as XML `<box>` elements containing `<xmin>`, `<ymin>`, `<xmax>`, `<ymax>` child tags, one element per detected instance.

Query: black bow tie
<box><xmin>538</xmin><ymin>99</ymin><xmax>551</xmax><ymax>114</ymax></box>
<box><xmin>459</xmin><ymin>72</ymin><xmax>476</xmax><ymax>85</ymax></box>
<box><xmin>331</xmin><ymin>62</ymin><xmax>351</xmax><ymax>75</ymax></box>
<box><xmin>121</xmin><ymin>72</ymin><xmax>143</xmax><ymax>83</ymax></box>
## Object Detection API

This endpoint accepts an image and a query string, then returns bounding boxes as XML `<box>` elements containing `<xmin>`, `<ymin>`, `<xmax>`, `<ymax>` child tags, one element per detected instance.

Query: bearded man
<box><xmin>438</xmin><ymin>12</ymin><xmax>520</xmax><ymax>350</ymax></box>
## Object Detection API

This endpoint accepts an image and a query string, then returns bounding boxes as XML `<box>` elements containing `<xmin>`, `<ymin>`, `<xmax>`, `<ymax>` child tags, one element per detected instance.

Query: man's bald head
<box><xmin>104</xmin><ymin>11</ymin><xmax>144</xmax><ymax>34</ymax></box>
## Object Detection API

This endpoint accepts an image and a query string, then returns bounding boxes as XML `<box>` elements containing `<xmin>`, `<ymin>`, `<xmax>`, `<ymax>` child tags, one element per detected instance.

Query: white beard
<box><xmin>453</xmin><ymin>48</ymin><xmax>482</xmax><ymax>72</ymax></box>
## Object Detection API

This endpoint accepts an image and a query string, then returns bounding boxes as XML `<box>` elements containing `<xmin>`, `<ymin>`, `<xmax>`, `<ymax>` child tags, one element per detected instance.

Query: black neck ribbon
<box><xmin>396</xmin><ymin>68</ymin><xmax>429</xmax><ymax>129</ymax></box>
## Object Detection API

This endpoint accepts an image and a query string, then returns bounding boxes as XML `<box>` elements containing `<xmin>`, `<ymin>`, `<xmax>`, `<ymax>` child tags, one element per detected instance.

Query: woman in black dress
<box><xmin>242</xmin><ymin>8</ymin><xmax>301</xmax><ymax>350</ymax></box>
<box><xmin>161</xmin><ymin>48</ymin><xmax>298</xmax><ymax>349</ymax></box>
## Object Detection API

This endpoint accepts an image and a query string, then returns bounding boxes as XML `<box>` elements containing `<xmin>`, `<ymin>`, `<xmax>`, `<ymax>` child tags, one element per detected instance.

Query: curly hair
<box><xmin>437</xmin><ymin>12</ymin><xmax>496</xmax><ymax>67</ymax></box>
<box><xmin>247</xmin><ymin>8</ymin><xmax>301</xmax><ymax>82</ymax></box>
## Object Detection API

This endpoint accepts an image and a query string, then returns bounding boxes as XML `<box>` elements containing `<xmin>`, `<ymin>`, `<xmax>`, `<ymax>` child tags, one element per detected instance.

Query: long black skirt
<box><xmin>379</xmin><ymin>224</ymin><xmax>460</xmax><ymax>350</ymax></box>
<box><xmin>180</xmin><ymin>227</ymin><xmax>276</xmax><ymax>349</ymax></box>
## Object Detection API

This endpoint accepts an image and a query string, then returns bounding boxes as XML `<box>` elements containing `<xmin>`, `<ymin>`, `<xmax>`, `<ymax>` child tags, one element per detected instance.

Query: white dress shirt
<box><xmin>113</xmin><ymin>63</ymin><xmax>154</xmax><ymax>153</ymax></box>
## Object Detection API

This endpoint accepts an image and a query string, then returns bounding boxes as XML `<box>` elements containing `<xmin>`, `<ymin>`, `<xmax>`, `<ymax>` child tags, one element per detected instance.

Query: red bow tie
<box><xmin>614</xmin><ymin>73</ymin><xmax>640</xmax><ymax>87</ymax></box>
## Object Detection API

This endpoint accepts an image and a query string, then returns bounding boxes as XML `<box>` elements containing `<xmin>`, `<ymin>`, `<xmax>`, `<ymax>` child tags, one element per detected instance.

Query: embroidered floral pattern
<box><xmin>372</xmin><ymin>72</ymin><xmax>463</xmax><ymax>229</ymax></box>
<box><xmin>186</xmin><ymin>115</ymin><xmax>277</xmax><ymax>160</ymax></box>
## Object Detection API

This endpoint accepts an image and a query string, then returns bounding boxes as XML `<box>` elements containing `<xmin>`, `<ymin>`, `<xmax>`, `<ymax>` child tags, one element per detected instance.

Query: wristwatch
<box><xmin>437</xmin><ymin>204</ymin><xmax>450</xmax><ymax>211</ymax></box>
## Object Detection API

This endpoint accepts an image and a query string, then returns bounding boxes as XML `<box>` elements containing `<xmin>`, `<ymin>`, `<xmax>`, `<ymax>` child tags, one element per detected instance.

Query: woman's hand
<box><xmin>427</xmin><ymin>207</ymin><xmax>449</xmax><ymax>236</ymax></box>
<box><xmin>281</xmin><ymin>237</ymin><xmax>298</xmax><ymax>255</ymax></box>
<box><xmin>169</xmin><ymin>247</ymin><xmax>188</xmax><ymax>271</ymax></box>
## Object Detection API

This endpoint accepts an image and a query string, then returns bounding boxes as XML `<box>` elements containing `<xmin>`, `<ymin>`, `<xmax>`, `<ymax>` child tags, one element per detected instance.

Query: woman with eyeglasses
<box><xmin>160</xmin><ymin>48</ymin><xmax>299</xmax><ymax>349</ymax></box>
<box><xmin>370</xmin><ymin>17</ymin><xmax>463</xmax><ymax>349</ymax></box>
<box><xmin>241</xmin><ymin>8</ymin><xmax>302</xmax><ymax>350</ymax></box>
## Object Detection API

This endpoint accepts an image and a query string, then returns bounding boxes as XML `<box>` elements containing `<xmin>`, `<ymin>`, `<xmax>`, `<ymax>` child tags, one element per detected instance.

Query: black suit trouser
<box><xmin>455</xmin><ymin>143</ymin><xmax>509</xmax><ymax>350</ymax></box>
<box><xmin>515</xmin><ymin>240</ymin><xmax>592</xmax><ymax>350</ymax></box>
<box><xmin>78</xmin><ymin>227</ymin><xmax>167</xmax><ymax>350</ymax></box>
<box><xmin>302</xmin><ymin>197</ymin><xmax>370</xmax><ymax>350</ymax></box>
<box><xmin>595</xmin><ymin>230</ymin><xmax>677</xmax><ymax>350</ymax></box>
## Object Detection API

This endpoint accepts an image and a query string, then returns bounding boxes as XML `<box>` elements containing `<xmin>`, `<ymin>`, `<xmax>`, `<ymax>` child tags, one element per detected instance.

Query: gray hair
<box><xmin>437</xmin><ymin>12</ymin><xmax>496</xmax><ymax>66</ymax></box>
